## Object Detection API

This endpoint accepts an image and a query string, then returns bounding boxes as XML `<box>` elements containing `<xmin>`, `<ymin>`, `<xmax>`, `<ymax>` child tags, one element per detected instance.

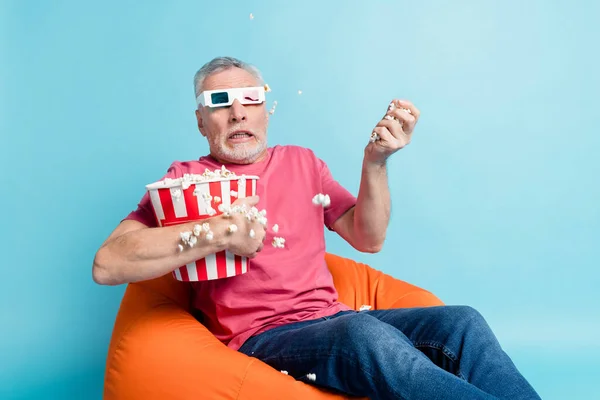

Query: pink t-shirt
<box><xmin>124</xmin><ymin>145</ymin><xmax>356</xmax><ymax>350</ymax></box>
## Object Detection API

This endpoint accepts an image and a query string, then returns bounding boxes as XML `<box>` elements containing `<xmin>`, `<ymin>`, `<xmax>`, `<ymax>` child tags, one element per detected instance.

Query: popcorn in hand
<box><xmin>205</xmin><ymin>231</ymin><xmax>214</xmax><ymax>241</ymax></box>
<box><xmin>312</xmin><ymin>193</ymin><xmax>331</xmax><ymax>207</ymax></box>
<box><xmin>249</xmin><ymin>229</ymin><xmax>256</xmax><ymax>238</ymax></box>
<box><xmin>227</xmin><ymin>224</ymin><xmax>238</xmax><ymax>233</ymax></box>
<box><xmin>369</xmin><ymin>131</ymin><xmax>379</xmax><ymax>143</ymax></box>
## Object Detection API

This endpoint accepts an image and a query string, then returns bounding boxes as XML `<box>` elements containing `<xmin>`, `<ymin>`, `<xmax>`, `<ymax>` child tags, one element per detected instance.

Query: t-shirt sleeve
<box><xmin>317</xmin><ymin>157</ymin><xmax>357</xmax><ymax>231</ymax></box>
<box><xmin>121</xmin><ymin>162</ymin><xmax>182</xmax><ymax>228</ymax></box>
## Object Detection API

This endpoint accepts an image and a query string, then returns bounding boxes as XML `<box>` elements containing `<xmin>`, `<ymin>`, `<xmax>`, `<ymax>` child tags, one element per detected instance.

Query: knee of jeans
<box><xmin>447</xmin><ymin>305</ymin><xmax>489</xmax><ymax>332</ymax></box>
<box><xmin>337</xmin><ymin>313</ymin><xmax>397</xmax><ymax>354</ymax></box>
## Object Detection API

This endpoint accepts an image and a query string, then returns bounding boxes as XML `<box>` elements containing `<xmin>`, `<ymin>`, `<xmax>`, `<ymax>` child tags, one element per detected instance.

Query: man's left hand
<box><xmin>364</xmin><ymin>99</ymin><xmax>421</xmax><ymax>165</ymax></box>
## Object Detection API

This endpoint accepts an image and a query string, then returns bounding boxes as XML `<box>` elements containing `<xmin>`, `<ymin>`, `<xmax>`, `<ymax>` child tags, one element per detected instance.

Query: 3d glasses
<box><xmin>196</xmin><ymin>86</ymin><xmax>266</xmax><ymax>108</ymax></box>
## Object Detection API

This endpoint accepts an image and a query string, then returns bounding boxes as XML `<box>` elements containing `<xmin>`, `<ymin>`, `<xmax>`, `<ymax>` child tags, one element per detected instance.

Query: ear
<box><xmin>195</xmin><ymin>108</ymin><xmax>206</xmax><ymax>137</ymax></box>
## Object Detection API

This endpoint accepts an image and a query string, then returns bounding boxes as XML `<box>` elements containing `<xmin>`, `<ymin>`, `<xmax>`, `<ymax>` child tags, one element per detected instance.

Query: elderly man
<box><xmin>93</xmin><ymin>57</ymin><xmax>540</xmax><ymax>399</ymax></box>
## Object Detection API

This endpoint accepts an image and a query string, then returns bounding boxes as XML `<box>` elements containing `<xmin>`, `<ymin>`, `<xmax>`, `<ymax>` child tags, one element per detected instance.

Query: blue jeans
<box><xmin>238</xmin><ymin>306</ymin><xmax>541</xmax><ymax>400</ymax></box>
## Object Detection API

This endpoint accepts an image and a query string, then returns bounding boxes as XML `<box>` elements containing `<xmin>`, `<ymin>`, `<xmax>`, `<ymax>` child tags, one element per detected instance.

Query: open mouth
<box><xmin>228</xmin><ymin>131</ymin><xmax>254</xmax><ymax>139</ymax></box>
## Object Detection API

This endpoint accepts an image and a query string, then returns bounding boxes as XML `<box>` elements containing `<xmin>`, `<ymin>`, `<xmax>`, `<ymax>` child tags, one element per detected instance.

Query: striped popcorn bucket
<box><xmin>145</xmin><ymin>175</ymin><xmax>259</xmax><ymax>282</ymax></box>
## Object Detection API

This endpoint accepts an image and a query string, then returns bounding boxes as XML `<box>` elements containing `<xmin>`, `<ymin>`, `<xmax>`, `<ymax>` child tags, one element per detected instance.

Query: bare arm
<box><xmin>331</xmin><ymin>161</ymin><xmax>390</xmax><ymax>253</ymax></box>
<box><xmin>92</xmin><ymin>196</ymin><xmax>266</xmax><ymax>286</ymax></box>
<box><xmin>92</xmin><ymin>218</ymin><xmax>228</xmax><ymax>286</ymax></box>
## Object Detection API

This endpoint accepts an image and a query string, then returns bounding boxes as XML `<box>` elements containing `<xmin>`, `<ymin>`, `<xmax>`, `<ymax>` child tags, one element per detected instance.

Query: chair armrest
<box><xmin>373</xmin><ymin>269</ymin><xmax>445</xmax><ymax>309</ymax></box>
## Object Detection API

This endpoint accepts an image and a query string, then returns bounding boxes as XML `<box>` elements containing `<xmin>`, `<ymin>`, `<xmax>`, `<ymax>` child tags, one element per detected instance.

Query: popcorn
<box><xmin>272</xmin><ymin>237</ymin><xmax>285</xmax><ymax>248</ymax></box>
<box><xmin>272</xmin><ymin>224</ymin><xmax>279</xmax><ymax>233</ymax></box>
<box><xmin>359</xmin><ymin>305</ymin><xmax>372</xmax><ymax>311</ymax></box>
<box><xmin>227</xmin><ymin>224</ymin><xmax>238</xmax><ymax>233</ymax></box>
<box><xmin>312</xmin><ymin>193</ymin><xmax>331</xmax><ymax>207</ymax></box>
<box><xmin>193</xmin><ymin>224</ymin><xmax>202</xmax><ymax>236</ymax></box>
<box><xmin>205</xmin><ymin>231</ymin><xmax>214</xmax><ymax>241</ymax></box>
<box><xmin>230</xmin><ymin>190</ymin><xmax>238</xmax><ymax>198</ymax></box>
<box><xmin>180</xmin><ymin>231</ymin><xmax>192</xmax><ymax>243</ymax></box>
<box><xmin>160</xmin><ymin>167</ymin><xmax>238</xmax><ymax>188</ymax></box>
<box><xmin>188</xmin><ymin>235</ymin><xmax>198</xmax><ymax>247</ymax></box>
<box><xmin>306</xmin><ymin>373</ymin><xmax>316</xmax><ymax>381</ymax></box>
<box><xmin>264</xmin><ymin>83</ymin><xmax>271</xmax><ymax>92</ymax></box>
<box><xmin>178</xmin><ymin>244</ymin><xmax>184</xmax><ymax>252</ymax></box>
<box><xmin>281</xmin><ymin>370</ymin><xmax>288</xmax><ymax>375</ymax></box>
<box><xmin>369</xmin><ymin>131</ymin><xmax>379</xmax><ymax>143</ymax></box>
<box><xmin>269</xmin><ymin>100</ymin><xmax>278</xmax><ymax>115</ymax></box>
<box><xmin>171</xmin><ymin>188</ymin><xmax>182</xmax><ymax>199</ymax></box>
<box><xmin>207</xmin><ymin>207</ymin><xmax>217</xmax><ymax>216</ymax></box>
<box><xmin>201</xmin><ymin>192</ymin><xmax>212</xmax><ymax>202</ymax></box>
<box><xmin>249</xmin><ymin>229</ymin><xmax>255</xmax><ymax>238</ymax></box>
<box><xmin>213</xmin><ymin>196</ymin><xmax>221</xmax><ymax>203</ymax></box>
<box><xmin>202</xmin><ymin>222</ymin><xmax>210</xmax><ymax>232</ymax></box>
<box><xmin>298</xmin><ymin>90</ymin><xmax>302</xmax><ymax>95</ymax></box>
<box><xmin>249</xmin><ymin>13</ymin><xmax>254</xmax><ymax>20</ymax></box>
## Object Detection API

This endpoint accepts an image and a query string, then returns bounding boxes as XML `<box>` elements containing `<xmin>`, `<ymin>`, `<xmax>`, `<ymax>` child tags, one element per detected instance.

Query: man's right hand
<box><xmin>221</xmin><ymin>195</ymin><xmax>267</xmax><ymax>258</ymax></box>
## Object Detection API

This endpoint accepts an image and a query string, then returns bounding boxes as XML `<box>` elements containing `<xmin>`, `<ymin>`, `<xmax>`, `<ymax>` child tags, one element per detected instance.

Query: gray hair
<box><xmin>193</xmin><ymin>56</ymin><xmax>264</xmax><ymax>98</ymax></box>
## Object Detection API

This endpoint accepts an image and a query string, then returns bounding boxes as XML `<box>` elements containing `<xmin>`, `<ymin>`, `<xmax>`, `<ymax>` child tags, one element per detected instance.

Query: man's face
<box><xmin>195</xmin><ymin>67</ymin><xmax>269</xmax><ymax>164</ymax></box>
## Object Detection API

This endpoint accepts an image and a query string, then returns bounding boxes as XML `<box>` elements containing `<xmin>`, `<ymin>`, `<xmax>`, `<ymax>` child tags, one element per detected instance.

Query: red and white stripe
<box><xmin>148</xmin><ymin>177</ymin><xmax>257</xmax><ymax>282</ymax></box>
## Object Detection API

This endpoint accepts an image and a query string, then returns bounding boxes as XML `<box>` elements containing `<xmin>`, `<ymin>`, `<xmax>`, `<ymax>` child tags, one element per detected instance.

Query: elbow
<box><xmin>361</xmin><ymin>244</ymin><xmax>383</xmax><ymax>254</ymax></box>
<box><xmin>353</xmin><ymin>240</ymin><xmax>383</xmax><ymax>254</ymax></box>
<box><xmin>92</xmin><ymin>251</ymin><xmax>118</xmax><ymax>286</ymax></box>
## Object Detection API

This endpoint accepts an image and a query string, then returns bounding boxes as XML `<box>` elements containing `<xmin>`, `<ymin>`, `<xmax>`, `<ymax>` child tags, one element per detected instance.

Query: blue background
<box><xmin>2</xmin><ymin>1</ymin><xmax>598</xmax><ymax>398</ymax></box>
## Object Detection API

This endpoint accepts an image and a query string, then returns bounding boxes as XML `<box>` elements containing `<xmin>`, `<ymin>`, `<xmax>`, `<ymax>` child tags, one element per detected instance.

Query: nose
<box><xmin>229</xmin><ymin>99</ymin><xmax>247</xmax><ymax>123</ymax></box>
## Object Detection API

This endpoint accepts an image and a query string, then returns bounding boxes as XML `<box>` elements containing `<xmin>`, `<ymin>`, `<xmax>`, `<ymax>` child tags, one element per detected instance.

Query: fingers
<box><xmin>372</xmin><ymin>126</ymin><xmax>396</xmax><ymax>143</ymax></box>
<box><xmin>386</xmin><ymin>108</ymin><xmax>416</xmax><ymax>133</ymax></box>
<box><xmin>375</xmin><ymin>119</ymin><xmax>404</xmax><ymax>141</ymax></box>
<box><xmin>395</xmin><ymin>99</ymin><xmax>421</xmax><ymax>120</ymax></box>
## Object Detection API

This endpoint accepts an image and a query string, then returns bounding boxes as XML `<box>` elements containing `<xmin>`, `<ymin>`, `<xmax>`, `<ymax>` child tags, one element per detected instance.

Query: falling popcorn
<box><xmin>272</xmin><ymin>237</ymin><xmax>285</xmax><ymax>248</ymax></box>
<box><xmin>298</xmin><ymin>90</ymin><xmax>302</xmax><ymax>95</ymax></box>
<box><xmin>272</xmin><ymin>224</ymin><xmax>279</xmax><ymax>233</ymax></box>
<box><xmin>306</xmin><ymin>373</ymin><xmax>316</xmax><ymax>381</ymax></box>
<box><xmin>249</xmin><ymin>13</ymin><xmax>254</xmax><ymax>20</ymax></box>
<box><xmin>312</xmin><ymin>193</ymin><xmax>331</xmax><ymax>207</ymax></box>
<box><xmin>269</xmin><ymin>100</ymin><xmax>278</xmax><ymax>115</ymax></box>
<box><xmin>264</xmin><ymin>83</ymin><xmax>271</xmax><ymax>92</ymax></box>
<box><xmin>359</xmin><ymin>305</ymin><xmax>372</xmax><ymax>311</ymax></box>
<box><xmin>227</xmin><ymin>224</ymin><xmax>238</xmax><ymax>233</ymax></box>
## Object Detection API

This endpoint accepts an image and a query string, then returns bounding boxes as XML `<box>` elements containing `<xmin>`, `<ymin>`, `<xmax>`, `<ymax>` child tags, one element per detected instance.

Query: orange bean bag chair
<box><xmin>103</xmin><ymin>253</ymin><xmax>444</xmax><ymax>399</ymax></box>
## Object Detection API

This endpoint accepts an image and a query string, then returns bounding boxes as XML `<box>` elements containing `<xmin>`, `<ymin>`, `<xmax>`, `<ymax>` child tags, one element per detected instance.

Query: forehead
<box><xmin>202</xmin><ymin>67</ymin><xmax>259</xmax><ymax>91</ymax></box>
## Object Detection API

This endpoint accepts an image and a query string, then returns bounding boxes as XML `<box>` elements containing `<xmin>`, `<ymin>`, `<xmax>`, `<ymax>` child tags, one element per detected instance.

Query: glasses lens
<box><xmin>241</xmin><ymin>89</ymin><xmax>261</xmax><ymax>103</ymax></box>
<box><xmin>211</xmin><ymin>92</ymin><xmax>230</xmax><ymax>105</ymax></box>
